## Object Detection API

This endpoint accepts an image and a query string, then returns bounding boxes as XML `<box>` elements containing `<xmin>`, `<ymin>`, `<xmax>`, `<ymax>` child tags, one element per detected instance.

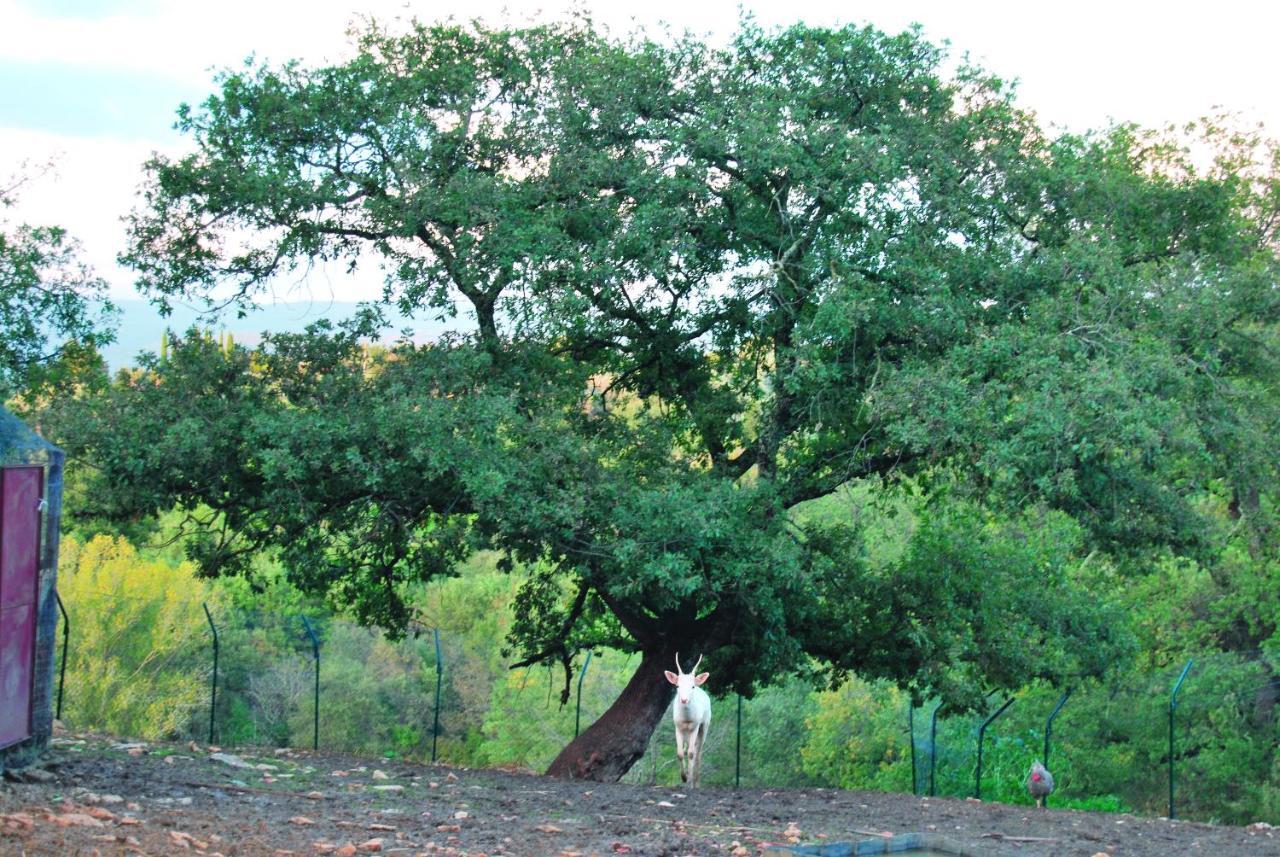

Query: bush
<box><xmin>802</xmin><ymin>679</ymin><xmax>910</xmax><ymax>792</ymax></box>
<box><xmin>58</xmin><ymin>535</ymin><xmax>221</xmax><ymax>739</ymax></box>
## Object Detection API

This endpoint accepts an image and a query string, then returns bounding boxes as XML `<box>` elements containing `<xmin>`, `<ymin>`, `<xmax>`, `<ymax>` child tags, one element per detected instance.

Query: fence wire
<box><xmin>51</xmin><ymin>591</ymin><xmax>1280</xmax><ymax>825</ymax></box>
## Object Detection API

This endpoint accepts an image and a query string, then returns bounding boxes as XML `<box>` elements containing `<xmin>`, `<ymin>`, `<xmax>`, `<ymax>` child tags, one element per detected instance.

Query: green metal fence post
<box><xmin>1042</xmin><ymin>689</ymin><xmax>1072</xmax><ymax>807</ymax></box>
<box><xmin>908</xmin><ymin>701</ymin><xmax>917</xmax><ymax>796</ymax></box>
<box><xmin>1169</xmin><ymin>659</ymin><xmax>1194</xmax><ymax>819</ymax></box>
<box><xmin>202</xmin><ymin>602</ymin><xmax>218</xmax><ymax>745</ymax></box>
<box><xmin>928</xmin><ymin>701</ymin><xmax>943</xmax><ymax>796</ymax></box>
<box><xmin>575</xmin><ymin>651</ymin><xmax>593</xmax><ymax>738</ymax></box>
<box><xmin>54</xmin><ymin>589</ymin><xmax>68</xmax><ymax>721</ymax></box>
<box><xmin>735</xmin><ymin>694</ymin><xmax>743</xmax><ymax>789</ymax></box>
<box><xmin>1043</xmin><ymin>689</ymin><xmax>1071</xmax><ymax>768</ymax></box>
<box><xmin>432</xmin><ymin>628</ymin><xmax>443</xmax><ymax>763</ymax></box>
<box><xmin>301</xmin><ymin>616</ymin><xmax>320</xmax><ymax>751</ymax></box>
<box><xmin>974</xmin><ymin>697</ymin><xmax>1015</xmax><ymax>799</ymax></box>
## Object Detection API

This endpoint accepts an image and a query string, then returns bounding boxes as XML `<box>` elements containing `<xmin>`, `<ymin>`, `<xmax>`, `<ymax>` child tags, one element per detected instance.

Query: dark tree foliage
<box><xmin>47</xmin><ymin>19</ymin><xmax>1280</xmax><ymax>780</ymax></box>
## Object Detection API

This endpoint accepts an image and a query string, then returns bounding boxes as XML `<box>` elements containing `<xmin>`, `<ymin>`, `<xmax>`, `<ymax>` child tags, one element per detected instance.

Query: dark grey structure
<box><xmin>0</xmin><ymin>407</ymin><xmax>64</xmax><ymax>771</ymax></box>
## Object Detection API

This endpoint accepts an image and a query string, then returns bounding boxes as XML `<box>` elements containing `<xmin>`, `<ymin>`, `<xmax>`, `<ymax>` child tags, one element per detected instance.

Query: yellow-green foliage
<box><xmin>58</xmin><ymin>535</ymin><xmax>221</xmax><ymax>739</ymax></box>
<box><xmin>801</xmin><ymin>678</ymin><xmax>910</xmax><ymax>792</ymax></box>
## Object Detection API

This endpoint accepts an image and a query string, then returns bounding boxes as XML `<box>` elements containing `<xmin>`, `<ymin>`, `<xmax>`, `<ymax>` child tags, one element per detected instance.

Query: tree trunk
<box><xmin>545</xmin><ymin>648</ymin><xmax>675</xmax><ymax>782</ymax></box>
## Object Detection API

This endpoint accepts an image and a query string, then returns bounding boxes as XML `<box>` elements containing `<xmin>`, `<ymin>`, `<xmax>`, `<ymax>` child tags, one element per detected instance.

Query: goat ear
<box><xmin>664</xmin><ymin>670</ymin><xmax>680</xmax><ymax>685</ymax></box>
<box><xmin>694</xmin><ymin>672</ymin><xmax>710</xmax><ymax>686</ymax></box>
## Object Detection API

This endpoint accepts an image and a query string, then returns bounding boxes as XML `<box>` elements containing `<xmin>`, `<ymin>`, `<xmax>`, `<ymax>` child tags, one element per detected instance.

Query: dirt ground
<box><xmin>1</xmin><ymin>732</ymin><xmax>1276</xmax><ymax>857</ymax></box>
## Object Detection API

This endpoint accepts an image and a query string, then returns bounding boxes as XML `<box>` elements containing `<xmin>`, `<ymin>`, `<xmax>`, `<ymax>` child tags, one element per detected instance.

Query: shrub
<box><xmin>58</xmin><ymin>535</ymin><xmax>221</xmax><ymax>739</ymax></box>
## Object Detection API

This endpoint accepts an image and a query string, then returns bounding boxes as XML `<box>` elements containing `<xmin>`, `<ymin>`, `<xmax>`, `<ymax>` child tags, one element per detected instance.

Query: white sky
<box><xmin>2</xmin><ymin>0</ymin><xmax>1278</xmax><ymax>304</ymax></box>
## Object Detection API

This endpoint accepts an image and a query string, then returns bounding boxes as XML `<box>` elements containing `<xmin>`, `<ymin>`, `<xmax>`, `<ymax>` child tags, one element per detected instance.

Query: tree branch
<box><xmin>509</xmin><ymin>580</ymin><xmax>593</xmax><ymax>670</ymax></box>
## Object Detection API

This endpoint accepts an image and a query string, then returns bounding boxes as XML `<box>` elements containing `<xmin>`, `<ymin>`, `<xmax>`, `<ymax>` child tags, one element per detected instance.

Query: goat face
<box><xmin>664</xmin><ymin>653</ymin><xmax>710</xmax><ymax>707</ymax></box>
<box><xmin>665</xmin><ymin>669</ymin><xmax>710</xmax><ymax>705</ymax></box>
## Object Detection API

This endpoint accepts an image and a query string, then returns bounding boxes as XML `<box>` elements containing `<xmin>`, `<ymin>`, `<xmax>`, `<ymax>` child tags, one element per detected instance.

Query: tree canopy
<box><xmin>49</xmin><ymin>17</ymin><xmax>1280</xmax><ymax>780</ymax></box>
<box><xmin>0</xmin><ymin>165</ymin><xmax>116</xmax><ymax>398</ymax></box>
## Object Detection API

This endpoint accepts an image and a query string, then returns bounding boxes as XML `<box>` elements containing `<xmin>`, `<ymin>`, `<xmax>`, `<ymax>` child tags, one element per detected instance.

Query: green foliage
<box><xmin>802</xmin><ymin>680</ymin><xmax>911</xmax><ymax>792</ymax></box>
<box><xmin>58</xmin><ymin>534</ymin><xmax>219</xmax><ymax>739</ymax></box>
<box><xmin>478</xmin><ymin>658</ymin><xmax>625</xmax><ymax>771</ymax></box>
<box><xmin>799</xmin><ymin>489</ymin><xmax>1133</xmax><ymax>707</ymax></box>
<box><xmin>729</xmin><ymin>679</ymin><xmax>824</xmax><ymax>788</ymax></box>
<box><xmin>300</xmin><ymin>622</ymin><xmax>431</xmax><ymax>754</ymax></box>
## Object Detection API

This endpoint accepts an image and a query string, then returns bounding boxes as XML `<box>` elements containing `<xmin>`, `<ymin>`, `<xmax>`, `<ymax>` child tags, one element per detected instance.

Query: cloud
<box><xmin>2</xmin><ymin>128</ymin><xmax>159</xmax><ymax>294</ymax></box>
<box><xmin>0</xmin><ymin>60</ymin><xmax>198</xmax><ymax>139</ymax></box>
<box><xmin>1</xmin><ymin>0</ymin><xmax>575</xmax><ymax>84</ymax></box>
<box><xmin>7</xmin><ymin>0</ymin><xmax>1277</xmax><ymax>132</ymax></box>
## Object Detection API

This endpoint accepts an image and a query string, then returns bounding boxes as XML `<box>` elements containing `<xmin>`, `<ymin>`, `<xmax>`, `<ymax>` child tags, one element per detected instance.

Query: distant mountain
<box><xmin>103</xmin><ymin>300</ymin><xmax>455</xmax><ymax>371</ymax></box>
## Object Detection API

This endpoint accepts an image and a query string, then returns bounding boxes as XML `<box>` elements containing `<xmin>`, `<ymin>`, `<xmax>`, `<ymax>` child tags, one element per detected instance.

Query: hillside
<box><xmin>101</xmin><ymin>300</ymin><xmax>452</xmax><ymax>371</ymax></box>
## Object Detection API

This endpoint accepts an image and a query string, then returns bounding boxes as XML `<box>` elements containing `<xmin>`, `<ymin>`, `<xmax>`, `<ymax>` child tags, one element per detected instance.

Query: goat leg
<box><xmin>674</xmin><ymin>728</ymin><xmax>688</xmax><ymax>782</ymax></box>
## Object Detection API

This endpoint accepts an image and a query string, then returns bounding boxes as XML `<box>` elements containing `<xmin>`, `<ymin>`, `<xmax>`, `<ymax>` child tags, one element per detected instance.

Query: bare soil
<box><xmin>1</xmin><ymin>731</ymin><xmax>1276</xmax><ymax>857</ymax></box>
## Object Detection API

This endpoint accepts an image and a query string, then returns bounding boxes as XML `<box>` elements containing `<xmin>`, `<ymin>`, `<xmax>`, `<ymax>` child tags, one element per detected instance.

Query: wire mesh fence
<box><xmin>51</xmin><ymin>584</ymin><xmax>1280</xmax><ymax>825</ymax></box>
<box><xmin>903</xmin><ymin>651</ymin><xmax>1280</xmax><ymax>823</ymax></box>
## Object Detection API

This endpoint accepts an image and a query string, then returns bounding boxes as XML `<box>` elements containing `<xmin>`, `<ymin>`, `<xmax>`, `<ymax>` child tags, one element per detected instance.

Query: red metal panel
<box><xmin>0</xmin><ymin>602</ymin><xmax>35</xmax><ymax>747</ymax></box>
<box><xmin>0</xmin><ymin>466</ymin><xmax>42</xmax><ymax>749</ymax></box>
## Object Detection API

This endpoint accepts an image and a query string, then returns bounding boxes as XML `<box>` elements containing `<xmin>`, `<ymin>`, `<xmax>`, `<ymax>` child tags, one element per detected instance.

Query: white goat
<box><xmin>664</xmin><ymin>652</ymin><xmax>712</xmax><ymax>787</ymax></box>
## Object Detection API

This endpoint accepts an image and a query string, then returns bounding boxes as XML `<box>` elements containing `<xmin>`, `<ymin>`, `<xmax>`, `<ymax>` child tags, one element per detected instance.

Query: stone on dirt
<box><xmin>169</xmin><ymin>829</ymin><xmax>208</xmax><ymax>849</ymax></box>
<box><xmin>51</xmin><ymin>812</ymin><xmax>106</xmax><ymax>827</ymax></box>
<box><xmin>3</xmin><ymin>766</ymin><xmax>57</xmax><ymax>784</ymax></box>
<box><xmin>210</xmin><ymin>752</ymin><xmax>255</xmax><ymax>769</ymax></box>
<box><xmin>0</xmin><ymin>812</ymin><xmax>36</xmax><ymax>830</ymax></box>
<box><xmin>81</xmin><ymin>791</ymin><xmax>124</xmax><ymax>804</ymax></box>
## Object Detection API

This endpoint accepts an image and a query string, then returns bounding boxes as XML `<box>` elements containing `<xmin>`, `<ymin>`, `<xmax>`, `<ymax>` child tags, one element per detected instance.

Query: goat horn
<box><xmin>692</xmin><ymin>653</ymin><xmax>703</xmax><ymax>674</ymax></box>
<box><xmin>674</xmin><ymin>652</ymin><xmax>683</xmax><ymax>674</ymax></box>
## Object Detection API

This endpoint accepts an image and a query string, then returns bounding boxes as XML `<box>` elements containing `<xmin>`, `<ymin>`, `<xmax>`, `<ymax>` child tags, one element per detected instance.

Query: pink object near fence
<box><xmin>0</xmin><ymin>466</ymin><xmax>42</xmax><ymax>749</ymax></box>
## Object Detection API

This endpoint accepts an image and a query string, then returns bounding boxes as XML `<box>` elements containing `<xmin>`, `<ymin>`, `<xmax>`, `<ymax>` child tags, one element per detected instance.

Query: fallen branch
<box><xmin>980</xmin><ymin>833</ymin><xmax>1059</xmax><ymax>843</ymax></box>
<box><xmin>178</xmin><ymin>781</ymin><xmax>326</xmax><ymax>800</ymax></box>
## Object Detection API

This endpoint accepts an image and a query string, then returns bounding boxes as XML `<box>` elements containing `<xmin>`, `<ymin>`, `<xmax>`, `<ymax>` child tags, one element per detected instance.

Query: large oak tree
<box><xmin>52</xmin><ymin>19</ymin><xmax>1280</xmax><ymax>780</ymax></box>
